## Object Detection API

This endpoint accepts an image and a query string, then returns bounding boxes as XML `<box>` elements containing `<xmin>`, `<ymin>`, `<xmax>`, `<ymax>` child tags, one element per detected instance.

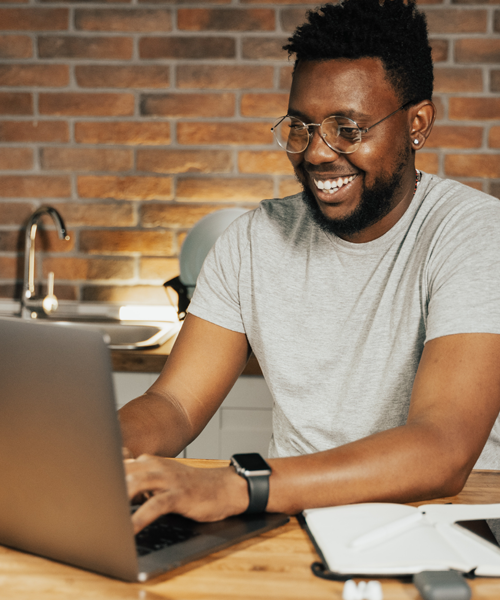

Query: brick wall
<box><xmin>0</xmin><ymin>0</ymin><xmax>499</xmax><ymax>306</ymax></box>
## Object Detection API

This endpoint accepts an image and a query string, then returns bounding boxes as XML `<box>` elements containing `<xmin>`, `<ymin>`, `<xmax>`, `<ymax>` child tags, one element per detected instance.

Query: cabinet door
<box><xmin>114</xmin><ymin>373</ymin><xmax>274</xmax><ymax>460</ymax></box>
<box><xmin>186</xmin><ymin>376</ymin><xmax>273</xmax><ymax>460</ymax></box>
<box><xmin>112</xmin><ymin>372</ymin><xmax>157</xmax><ymax>409</ymax></box>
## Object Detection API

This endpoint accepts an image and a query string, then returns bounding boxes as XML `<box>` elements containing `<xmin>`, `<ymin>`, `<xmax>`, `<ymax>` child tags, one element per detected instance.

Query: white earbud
<box><xmin>414</xmin><ymin>139</ymin><xmax>419</xmax><ymax>145</ymax></box>
<box><xmin>343</xmin><ymin>579</ymin><xmax>383</xmax><ymax>600</ymax></box>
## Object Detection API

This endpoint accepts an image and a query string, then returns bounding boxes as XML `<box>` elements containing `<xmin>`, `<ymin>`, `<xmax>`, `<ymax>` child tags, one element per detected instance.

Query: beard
<box><xmin>297</xmin><ymin>148</ymin><xmax>410</xmax><ymax>239</ymax></box>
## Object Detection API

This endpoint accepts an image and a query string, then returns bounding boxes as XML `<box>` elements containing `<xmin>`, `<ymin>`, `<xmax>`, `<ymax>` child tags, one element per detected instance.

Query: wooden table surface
<box><xmin>2</xmin><ymin>463</ymin><xmax>500</xmax><ymax>600</ymax></box>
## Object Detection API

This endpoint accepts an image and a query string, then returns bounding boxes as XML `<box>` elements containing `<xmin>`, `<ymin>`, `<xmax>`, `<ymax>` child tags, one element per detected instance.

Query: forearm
<box><xmin>119</xmin><ymin>389</ymin><xmax>193</xmax><ymax>458</ymax></box>
<box><xmin>265</xmin><ymin>421</ymin><xmax>473</xmax><ymax>515</ymax></box>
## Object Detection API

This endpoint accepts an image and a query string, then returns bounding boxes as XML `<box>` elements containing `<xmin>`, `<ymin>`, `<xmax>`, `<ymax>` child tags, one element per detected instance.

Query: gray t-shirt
<box><xmin>189</xmin><ymin>173</ymin><xmax>500</xmax><ymax>469</ymax></box>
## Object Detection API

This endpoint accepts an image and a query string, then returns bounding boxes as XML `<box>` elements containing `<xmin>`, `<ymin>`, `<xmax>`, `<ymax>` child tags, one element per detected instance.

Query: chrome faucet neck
<box><xmin>22</xmin><ymin>206</ymin><xmax>70</xmax><ymax>319</ymax></box>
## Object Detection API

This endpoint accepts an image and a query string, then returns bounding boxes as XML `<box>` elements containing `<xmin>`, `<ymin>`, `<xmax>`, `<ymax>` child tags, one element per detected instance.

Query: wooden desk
<box><xmin>2</xmin><ymin>464</ymin><xmax>500</xmax><ymax>600</ymax></box>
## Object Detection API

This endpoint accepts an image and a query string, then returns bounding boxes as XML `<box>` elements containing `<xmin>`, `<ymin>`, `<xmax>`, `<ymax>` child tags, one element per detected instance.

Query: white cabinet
<box><xmin>113</xmin><ymin>373</ymin><xmax>273</xmax><ymax>460</ymax></box>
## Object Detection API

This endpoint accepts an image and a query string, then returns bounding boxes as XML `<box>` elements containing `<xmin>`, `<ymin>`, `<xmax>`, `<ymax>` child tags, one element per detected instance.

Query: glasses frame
<box><xmin>271</xmin><ymin>99</ymin><xmax>414</xmax><ymax>155</ymax></box>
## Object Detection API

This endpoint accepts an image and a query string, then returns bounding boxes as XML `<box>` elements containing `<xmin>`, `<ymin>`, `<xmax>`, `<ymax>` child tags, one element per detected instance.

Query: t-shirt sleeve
<box><xmin>187</xmin><ymin>211</ymin><xmax>251</xmax><ymax>335</ymax></box>
<box><xmin>425</xmin><ymin>197</ymin><xmax>500</xmax><ymax>343</ymax></box>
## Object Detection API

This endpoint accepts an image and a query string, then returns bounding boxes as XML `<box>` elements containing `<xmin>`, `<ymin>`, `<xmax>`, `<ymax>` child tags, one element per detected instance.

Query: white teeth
<box><xmin>314</xmin><ymin>175</ymin><xmax>355</xmax><ymax>192</ymax></box>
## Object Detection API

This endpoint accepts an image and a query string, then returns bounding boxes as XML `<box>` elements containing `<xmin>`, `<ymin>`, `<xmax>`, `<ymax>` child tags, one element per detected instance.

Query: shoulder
<box><xmin>419</xmin><ymin>173</ymin><xmax>500</xmax><ymax>219</ymax></box>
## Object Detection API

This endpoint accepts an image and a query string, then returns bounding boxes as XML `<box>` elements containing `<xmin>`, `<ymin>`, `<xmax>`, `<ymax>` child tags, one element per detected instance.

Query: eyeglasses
<box><xmin>271</xmin><ymin>100</ymin><xmax>413</xmax><ymax>155</ymax></box>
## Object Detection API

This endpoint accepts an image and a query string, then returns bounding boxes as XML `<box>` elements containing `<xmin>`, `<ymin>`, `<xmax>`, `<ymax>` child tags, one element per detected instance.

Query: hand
<box><xmin>124</xmin><ymin>455</ymin><xmax>249</xmax><ymax>533</ymax></box>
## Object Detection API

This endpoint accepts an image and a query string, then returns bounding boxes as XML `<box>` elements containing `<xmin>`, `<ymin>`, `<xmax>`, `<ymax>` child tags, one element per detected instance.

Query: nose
<box><xmin>303</xmin><ymin>126</ymin><xmax>341</xmax><ymax>165</ymax></box>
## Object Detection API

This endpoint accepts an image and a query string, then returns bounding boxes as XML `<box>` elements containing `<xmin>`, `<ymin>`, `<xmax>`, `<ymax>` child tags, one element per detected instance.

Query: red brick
<box><xmin>77</xmin><ymin>176</ymin><xmax>173</xmax><ymax>200</ymax></box>
<box><xmin>280</xmin><ymin>66</ymin><xmax>293</xmax><ymax>91</ymax></box>
<box><xmin>425</xmin><ymin>9</ymin><xmax>486</xmax><ymax>33</ymax></box>
<box><xmin>0</xmin><ymin>121</ymin><xmax>68</xmax><ymax>143</ymax></box>
<box><xmin>0</xmin><ymin>35</ymin><xmax>32</xmax><ymax>59</ymax></box>
<box><xmin>0</xmin><ymin>65</ymin><xmax>68</xmax><ymax>87</ymax></box>
<box><xmin>41</xmin><ymin>148</ymin><xmax>132</xmax><ymax>172</ymax></box>
<box><xmin>238</xmin><ymin>151</ymin><xmax>294</xmax><ymax>175</ymax></box>
<box><xmin>415</xmin><ymin>153</ymin><xmax>439</xmax><ymax>175</ymax></box>
<box><xmin>433</xmin><ymin>67</ymin><xmax>482</xmax><ymax>93</ymax></box>
<box><xmin>75</xmin><ymin>122</ymin><xmax>171</xmax><ymax>145</ymax></box>
<box><xmin>141</xmin><ymin>93</ymin><xmax>235</xmax><ymax>117</ymax></box>
<box><xmin>0</xmin><ymin>8</ymin><xmax>68</xmax><ymax>30</ymax></box>
<box><xmin>75</xmin><ymin>65</ymin><xmax>169</xmax><ymax>88</ymax></box>
<box><xmin>38</xmin><ymin>36</ymin><xmax>133</xmax><ymax>60</ymax></box>
<box><xmin>39</xmin><ymin>93</ymin><xmax>134</xmax><ymax>116</ymax></box>
<box><xmin>491</xmin><ymin>70</ymin><xmax>500</xmax><ymax>93</ymax></box>
<box><xmin>75</xmin><ymin>9</ymin><xmax>172</xmax><ymax>32</ymax></box>
<box><xmin>489</xmin><ymin>127</ymin><xmax>500</xmax><ymax>149</ymax></box>
<box><xmin>10</xmin><ymin>227</ymin><xmax>74</xmax><ymax>252</ymax></box>
<box><xmin>0</xmin><ymin>231</ymin><xmax>21</xmax><ymax>253</ymax></box>
<box><xmin>0</xmin><ymin>148</ymin><xmax>33</xmax><ymax>170</ymax></box>
<box><xmin>425</xmin><ymin>125</ymin><xmax>483</xmax><ymax>149</ymax></box>
<box><xmin>137</xmin><ymin>149</ymin><xmax>232</xmax><ymax>173</ymax></box>
<box><xmin>430</xmin><ymin>39</ymin><xmax>449</xmax><ymax>63</ymax></box>
<box><xmin>241</xmin><ymin>93</ymin><xmax>288</xmax><ymax>118</ymax></box>
<box><xmin>80</xmin><ymin>230</ymin><xmax>174</xmax><ymax>255</ymax></box>
<box><xmin>140</xmin><ymin>258</ymin><xmax>179</xmax><ymax>282</ymax></box>
<box><xmin>433</xmin><ymin>97</ymin><xmax>445</xmax><ymax>121</ymax></box>
<box><xmin>279</xmin><ymin>177</ymin><xmax>301</xmax><ymax>197</ymax></box>
<box><xmin>138</xmin><ymin>0</ymin><xmax>230</xmax><ymax>4</ymax></box>
<box><xmin>176</xmin><ymin>177</ymin><xmax>273</xmax><ymax>201</ymax></box>
<box><xmin>177</xmin><ymin>122</ymin><xmax>272</xmax><ymax>145</ymax></box>
<box><xmin>453</xmin><ymin>0</ymin><xmax>499</xmax><ymax>4</ymax></box>
<box><xmin>42</xmin><ymin>257</ymin><xmax>134</xmax><ymax>280</ymax></box>
<box><xmin>82</xmin><ymin>285</ymin><xmax>168</xmax><ymax>304</ymax></box>
<box><xmin>280</xmin><ymin>8</ymin><xmax>309</xmax><ymax>32</ymax></box>
<box><xmin>140</xmin><ymin>203</ymin><xmax>224</xmax><ymax>228</ymax></box>
<box><xmin>177</xmin><ymin>64</ymin><xmax>273</xmax><ymax>89</ymax></box>
<box><xmin>0</xmin><ymin>257</ymin><xmax>18</xmax><ymax>279</ymax></box>
<box><xmin>140</xmin><ymin>36</ymin><xmax>235</xmax><ymax>59</ymax></box>
<box><xmin>38</xmin><ymin>0</ymin><xmax>129</xmax><ymax>4</ymax></box>
<box><xmin>0</xmin><ymin>201</ymin><xmax>36</xmax><ymax>225</ymax></box>
<box><xmin>449</xmin><ymin>98</ymin><xmax>500</xmax><ymax>120</ymax></box>
<box><xmin>455</xmin><ymin>39</ymin><xmax>500</xmax><ymax>64</ymax></box>
<box><xmin>0</xmin><ymin>176</ymin><xmax>70</xmax><ymax>198</ymax></box>
<box><xmin>177</xmin><ymin>8</ymin><xmax>274</xmax><ymax>31</ymax></box>
<box><xmin>445</xmin><ymin>154</ymin><xmax>500</xmax><ymax>179</ymax></box>
<box><xmin>456</xmin><ymin>180</ymin><xmax>484</xmax><ymax>192</ymax></box>
<box><xmin>491</xmin><ymin>182</ymin><xmax>500</xmax><ymax>199</ymax></box>
<box><xmin>0</xmin><ymin>93</ymin><xmax>32</xmax><ymax>115</ymax></box>
<box><xmin>49</xmin><ymin>202</ymin><xmax>135</xmax><ymax>226</ymax></box>
<box><xmin>495</xmin><ymin>9</ymin><xmax>500</xmax><ymax>32</ymax></box>
<box><xmin>242</xmin><ymin>37</ymin><xmax>289</xmax><ymax>60</ymax></box>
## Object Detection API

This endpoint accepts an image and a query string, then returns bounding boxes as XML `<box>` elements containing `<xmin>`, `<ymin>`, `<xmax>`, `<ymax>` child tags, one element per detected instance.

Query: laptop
<box><xmin>0</xmin><ymin>317</ymin><xmax>288</xmax><ymax>582</ymax></box>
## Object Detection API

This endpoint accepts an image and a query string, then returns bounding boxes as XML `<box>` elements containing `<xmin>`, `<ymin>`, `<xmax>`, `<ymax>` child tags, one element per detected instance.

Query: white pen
<box><xmin>350</xmin><ymin>511</ymin><xmax>425</xmax><ymax>550</ymax></box>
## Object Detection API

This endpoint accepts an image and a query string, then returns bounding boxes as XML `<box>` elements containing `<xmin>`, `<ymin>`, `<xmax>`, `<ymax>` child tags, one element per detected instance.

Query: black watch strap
<box><xmin>244</xmin><ymin>474</ymin><xmax>269</xmax><ymax>514</ymax></box>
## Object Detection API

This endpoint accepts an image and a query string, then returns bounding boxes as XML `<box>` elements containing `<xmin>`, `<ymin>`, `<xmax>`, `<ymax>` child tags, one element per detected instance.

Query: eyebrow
<box><xmin>287</xmin><ymin>107</ymin><xmax>372</xmax><ymax>121</ymax></box>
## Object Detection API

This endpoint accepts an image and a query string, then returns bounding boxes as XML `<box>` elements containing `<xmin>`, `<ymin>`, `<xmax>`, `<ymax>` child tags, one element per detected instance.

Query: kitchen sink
<box><xmin>0</xmin><ymin>314</ymin><xmax>181</xmax><ymax>350</ymax></box>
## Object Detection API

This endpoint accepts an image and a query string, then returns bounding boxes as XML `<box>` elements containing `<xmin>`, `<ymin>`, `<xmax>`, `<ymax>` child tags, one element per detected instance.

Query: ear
<box><xmin>408</xmin><ymin>100</ymin><xmax>436</xmax><ymax>150</ymax></box>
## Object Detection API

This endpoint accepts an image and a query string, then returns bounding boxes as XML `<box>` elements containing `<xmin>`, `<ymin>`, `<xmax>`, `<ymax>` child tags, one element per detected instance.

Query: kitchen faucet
<box><xmin>22</xmin><ymin>206</ymin><xmax>70</xmax><ymax>319</ymax></box>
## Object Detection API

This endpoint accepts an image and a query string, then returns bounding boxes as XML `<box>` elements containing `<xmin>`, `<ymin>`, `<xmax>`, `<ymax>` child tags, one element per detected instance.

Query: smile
<box><xmin>313</xmin><ymin>175</ymin><xmax>357</xmax><ymax>194</ymax></box>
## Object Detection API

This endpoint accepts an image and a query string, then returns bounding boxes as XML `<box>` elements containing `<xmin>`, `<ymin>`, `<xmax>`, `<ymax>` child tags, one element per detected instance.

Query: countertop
<box><xmin>111</xmin><ymin>332</ymin><xmax>263</xmax><ymax>375</ymax></box>
<box><xmin>2</xmin><ymin>464</ymin><xmax>500</xmax><ymax>600</ymax></box>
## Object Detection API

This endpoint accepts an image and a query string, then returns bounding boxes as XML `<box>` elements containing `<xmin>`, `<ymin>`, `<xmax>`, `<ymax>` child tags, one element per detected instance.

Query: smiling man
<box><xmin>120</xmin><ymin>0</ymin><xmax>500</xmax><ymax>533</ymax></box>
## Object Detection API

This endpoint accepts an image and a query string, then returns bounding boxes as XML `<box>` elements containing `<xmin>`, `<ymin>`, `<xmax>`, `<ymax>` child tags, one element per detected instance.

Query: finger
<box><xmin>131</xmin><ymin>493</ymin><xmax>172</xmax><ymax>534</ymax></box>
<box><xmin>122</xmin><ymin>447</ymin><xmax>133</xmax><ymax>459</ymax></box>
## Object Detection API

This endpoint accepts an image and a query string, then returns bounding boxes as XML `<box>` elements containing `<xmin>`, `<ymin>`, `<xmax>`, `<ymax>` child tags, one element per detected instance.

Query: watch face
<box><xmin>232</xmin><ymin>453</ymin><xmax>270</xmax><ymax>473</ymax></box>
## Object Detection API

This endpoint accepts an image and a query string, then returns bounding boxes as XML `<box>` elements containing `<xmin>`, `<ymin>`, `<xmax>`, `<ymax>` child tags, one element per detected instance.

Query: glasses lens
<box><xmin>321</xmin><ymin>116</ymin><xmax>361</xmax><ymax>154</ymax></box>
<box><xmin>273</xmin><ymin>116</ymin><xmax>308</xmax><ymax>154</ymax></box>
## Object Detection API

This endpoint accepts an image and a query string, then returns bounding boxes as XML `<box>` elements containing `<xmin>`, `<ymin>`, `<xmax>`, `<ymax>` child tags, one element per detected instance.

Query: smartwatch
<box><xmin>230</xmin><ymin>453</ymin><xmax>272</xmax><ymax>514</ymax></box>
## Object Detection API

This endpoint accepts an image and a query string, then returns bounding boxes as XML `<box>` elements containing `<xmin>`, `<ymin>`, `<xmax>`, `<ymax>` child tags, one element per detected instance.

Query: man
<box><xmin>121</xmin><ymin>0</ymin><xmax>500</xmax><ymax>534</ymax></box>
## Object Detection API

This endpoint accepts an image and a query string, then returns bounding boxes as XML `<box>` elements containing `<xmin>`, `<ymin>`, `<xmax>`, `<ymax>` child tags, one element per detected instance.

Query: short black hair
<box><xmin>284</xmin><ymin>0</ymin><xmax>433</xmax><ymax>105</ymax></box>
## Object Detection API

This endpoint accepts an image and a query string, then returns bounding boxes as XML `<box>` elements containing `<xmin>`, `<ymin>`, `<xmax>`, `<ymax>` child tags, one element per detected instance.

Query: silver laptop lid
<box><xmin>0</xmin><ymin>317</ymin><xmax>139</xmax><ymax>581</ymax></box>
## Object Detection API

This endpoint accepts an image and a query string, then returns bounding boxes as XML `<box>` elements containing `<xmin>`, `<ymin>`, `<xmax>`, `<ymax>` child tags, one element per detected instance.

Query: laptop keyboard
<box><xmin>134</xmin><ymin>512</ymin><xmax>200</xmax><ymax>557</ymax></box>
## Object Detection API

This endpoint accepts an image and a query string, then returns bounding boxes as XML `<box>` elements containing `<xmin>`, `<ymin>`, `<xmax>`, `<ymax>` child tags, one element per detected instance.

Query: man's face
<box><xmin>287</xmin><ymin>58</ymin><xmax>415</xmax><ymax>243</ymax></box>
